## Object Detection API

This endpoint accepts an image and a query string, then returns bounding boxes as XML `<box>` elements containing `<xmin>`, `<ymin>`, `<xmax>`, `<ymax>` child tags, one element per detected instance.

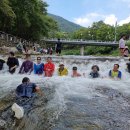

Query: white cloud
<box><xmin>74</xmin><ymin>13</ymin><xmax>117</xmax><ymax>27</ymax></box>
<box><xmin>74</xmin><ymin>13</ymin><xmax>130</xmax><ymax>27</ymax></box>
<box><xmin>104</xmin><ymin>14</ymin><xmax>117</xmax><ymax>26</ymax></box>
<box><xmin>74</xmin><ymin>13</ymin><xmax>105</xmax><ymax>27</ymax></box>
<box><xmin>118</xmin><ymin>16</ymin><xmax>130</xmax><ymax>25</ymax></box>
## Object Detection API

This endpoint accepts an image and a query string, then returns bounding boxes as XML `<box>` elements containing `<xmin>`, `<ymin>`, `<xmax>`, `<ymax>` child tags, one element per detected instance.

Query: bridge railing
<box><xmin>44</xmin><ymin>38</ymin><xmax>117</xmax><ymax>43</ymax></box>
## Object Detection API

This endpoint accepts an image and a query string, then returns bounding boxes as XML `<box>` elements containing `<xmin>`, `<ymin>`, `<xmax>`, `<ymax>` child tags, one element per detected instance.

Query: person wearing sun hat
<box><xmin>58</xmin><ymin>62</ymin><xmax>68</xmax><ymax>76</ymax></box>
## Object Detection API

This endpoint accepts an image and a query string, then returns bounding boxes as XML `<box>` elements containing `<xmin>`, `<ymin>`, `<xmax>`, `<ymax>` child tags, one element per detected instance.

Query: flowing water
<box><xmin>0</xmin><ymin>56</ymin><xmax>130</xmax><ymax>130</ymax></box>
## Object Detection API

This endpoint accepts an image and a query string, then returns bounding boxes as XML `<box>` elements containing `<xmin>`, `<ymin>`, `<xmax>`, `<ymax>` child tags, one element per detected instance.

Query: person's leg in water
<box><xmin>15</xmin><ymin>97</ymin><xmax>34</xmax><ymax>114</ymax></box>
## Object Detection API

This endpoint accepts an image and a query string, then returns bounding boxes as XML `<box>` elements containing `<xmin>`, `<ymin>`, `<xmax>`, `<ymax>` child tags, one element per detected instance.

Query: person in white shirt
<box><xmin>119</xmin><ymin>35</ymin><xmax>126</xmax><ymax>56</ymax></box>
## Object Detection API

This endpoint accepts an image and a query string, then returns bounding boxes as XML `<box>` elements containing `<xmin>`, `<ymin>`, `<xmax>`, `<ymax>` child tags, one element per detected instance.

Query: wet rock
<box><xmin>0</xmin><ymin>119</ymin><xmax>6</xmax><ymax>129</ymax></box>
<box><xmin>0</xmin><ymin>87</ymin><xmax>54</xmax><ymax>130</ymax></box>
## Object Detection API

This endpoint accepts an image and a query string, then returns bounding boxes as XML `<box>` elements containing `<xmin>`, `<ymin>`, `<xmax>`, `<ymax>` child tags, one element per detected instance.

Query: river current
<box><xmin>0</xmin><ymin>56</ymin><xmax>130</xmax><ymax>130</ymax></box>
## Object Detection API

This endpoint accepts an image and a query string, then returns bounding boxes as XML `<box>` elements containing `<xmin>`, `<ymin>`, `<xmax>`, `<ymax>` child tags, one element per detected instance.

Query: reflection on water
<box><xmin>0</xmin><ymin>58</ymin><xmax>130</xmax><ymax>130</ymax></box>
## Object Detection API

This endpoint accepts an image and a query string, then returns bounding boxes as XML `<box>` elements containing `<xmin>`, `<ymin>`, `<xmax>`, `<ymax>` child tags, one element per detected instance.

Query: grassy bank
<box><xmin>62</xmin><ymin>47</ymin><xmax>119</xmax><ymax>56</ymax></box>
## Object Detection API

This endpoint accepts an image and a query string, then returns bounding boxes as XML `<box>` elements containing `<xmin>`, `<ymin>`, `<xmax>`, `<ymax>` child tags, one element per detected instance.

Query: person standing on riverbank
<box><xmin>119</xmin><ymin>35</ymin><xmax>126</xmax><ymax>56</ymax></box>
<box><xmin>16</xmin><ymin>41</ymin><xmax>23</xmax><ymax>53</ymax></box>
<box><xmin>55</xmin><ymin>38</ymin><xmax>62</xmax><ymax>56</ymax></box>
<box><xmin>19</xmin><ymin>54</ymin><xmax>33</xmax><ymax>74</ymax></box>
<box><xmin>7</xmin><ymin>52</ymin><xmax>19</xmax><ymax>74</ymax></box>
<box><xmin>44</xmin><ymin>57</ymin><xmax>55</xmax><ymax>77</ymax></box>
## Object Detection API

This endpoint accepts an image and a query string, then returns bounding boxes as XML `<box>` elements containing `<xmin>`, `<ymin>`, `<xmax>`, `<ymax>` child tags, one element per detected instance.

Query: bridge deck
<box><xmin>43</xmin><ymin>40</ymin><xmax>118</xmax><ymax>46</ymax></box>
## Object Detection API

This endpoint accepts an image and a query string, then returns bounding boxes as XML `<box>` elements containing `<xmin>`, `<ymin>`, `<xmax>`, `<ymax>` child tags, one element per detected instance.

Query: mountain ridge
<box><xmin>48</xmin><ymin>13</ymin><xmax>83</xmax><ymax>33</ymax></box>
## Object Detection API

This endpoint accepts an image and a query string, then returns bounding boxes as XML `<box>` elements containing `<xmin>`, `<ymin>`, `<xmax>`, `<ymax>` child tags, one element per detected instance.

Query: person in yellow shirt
<box><xmin>58</xmin><ymin>62</ymin><xmax>68</xmax><ymax>76</ymax></box>
<box><xmin>109</xmin><ymin>64</ymin><xmax>122</xmax><ymax>79</ymax></box>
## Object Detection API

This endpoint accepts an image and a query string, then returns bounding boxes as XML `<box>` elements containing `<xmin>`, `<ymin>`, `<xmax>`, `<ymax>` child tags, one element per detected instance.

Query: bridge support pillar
<box><xmin>80</xmin><ymin>46</ymin><xmax>84</xmax><ymax>56</ymax></box>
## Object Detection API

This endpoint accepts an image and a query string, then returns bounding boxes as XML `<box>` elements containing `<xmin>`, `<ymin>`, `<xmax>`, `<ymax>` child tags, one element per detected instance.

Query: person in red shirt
<box><xmin>44</xmin><ymin>57</ymin><xmax>55</xmax><ymax>77</ymax></box>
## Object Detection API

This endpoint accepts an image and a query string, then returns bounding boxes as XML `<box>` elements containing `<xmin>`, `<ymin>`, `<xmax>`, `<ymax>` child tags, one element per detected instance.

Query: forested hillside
<box><xmin>48</xmin><ymin>13</ymin><xmax>82</xmax><ymax>33</ymax></box>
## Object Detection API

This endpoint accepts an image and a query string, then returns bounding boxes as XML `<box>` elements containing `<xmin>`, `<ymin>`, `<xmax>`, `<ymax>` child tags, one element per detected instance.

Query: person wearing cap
<box><xmin>34</xmin><ymin>57</ymin><xmax>44</xmax><ymax>75</ymax></box>
<box><xmin>7</xmin><ymin>52</ymin><xmax>19</xmax><ymax>74</ymax></box>
<box><xmin>89</xmin><ymin>65</ymin><xmax>100</xmax><ymax>78</ymax></box>
<box><xmin>44</xmin><ymin>57</ymin><xmax>55</xmax><ymax>77</ymax></box>
<box><xmin>19</xmin><ymin>54</ymin><xmax>33</xmax><ymax>74</ymax></box>
<box><xmin>123</xmin><ymin>46</ymin><xmax>130</xmax><ymax>57</ymax></box>
<box><xmin>58</xmin><ymin>62</ymin><xmax>68</xmax><ymax>76</ymax></box>
<box><xmin>109</xmin><ymin>64</ymin><xmax>122</xmax><ymax>79</ymax></box>
<box><xmin>71</xmin><ymin>67</ymin><xmax>81</xmax><ymax>77</ymax></box>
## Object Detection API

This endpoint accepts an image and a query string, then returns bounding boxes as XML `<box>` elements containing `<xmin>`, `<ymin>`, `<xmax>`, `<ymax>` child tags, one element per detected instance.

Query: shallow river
<box><xmin>0</xmin><ymin>56</ymin><xmax>130</xmax><ymax>130</ymax></box>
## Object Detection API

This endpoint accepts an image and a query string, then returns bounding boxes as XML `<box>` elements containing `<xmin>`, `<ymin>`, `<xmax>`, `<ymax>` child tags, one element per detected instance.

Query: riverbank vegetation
<box><xmin>0</xmin><ymin>0</ymin><xmax>58</xmax><ymax>40</ymax></box>
<box><xmin>61</xmin><ymin>40</ymin><xmax>130</xmax><ymax>56</ymax></box>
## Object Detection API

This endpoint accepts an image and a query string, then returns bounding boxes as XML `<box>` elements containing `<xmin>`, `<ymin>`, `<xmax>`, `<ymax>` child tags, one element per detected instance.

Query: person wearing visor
<box><xmin>58</xmin><ymin>62</ymin><xmax>68</xmax><ymax>76</ymax></box>
<box><xmin>34</xmin><ymin>57</ymin><xmax>44</xmax><ymax>75</ymax></box>
<box><xmin>71</xmin><ymin>66</ymin><xmax>81</xmax><ymax>77</ymax></box>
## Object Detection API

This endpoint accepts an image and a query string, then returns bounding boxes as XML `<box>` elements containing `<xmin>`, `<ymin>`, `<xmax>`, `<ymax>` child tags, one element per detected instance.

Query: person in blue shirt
<box><xmin>34</xmin><ymin>57</ymin><xmax>44</xmax><ymax>75</ymax></box>
<box><xmin>16</xmin><ymin>77</ymin><xmax>41</xmax><ymax>98</ymax></box>
<box><xmin>14</xmin><ymin>77</ymin><xmax>43</xmax><ymax>118</ymax></box>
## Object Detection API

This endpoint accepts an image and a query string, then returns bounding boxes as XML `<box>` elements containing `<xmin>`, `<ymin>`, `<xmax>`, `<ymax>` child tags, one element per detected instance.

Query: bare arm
<box><xmin>35</xmin><ymin>86</ymin><xmax>44</xmax><ymax>96</ymax></box>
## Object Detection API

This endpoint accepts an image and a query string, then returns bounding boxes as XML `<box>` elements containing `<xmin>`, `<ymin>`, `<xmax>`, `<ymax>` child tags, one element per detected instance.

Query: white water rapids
<box><xmin>0</xmin><ymin>56</ymin><xmax>130</xmax><ymax>130</ymax></box>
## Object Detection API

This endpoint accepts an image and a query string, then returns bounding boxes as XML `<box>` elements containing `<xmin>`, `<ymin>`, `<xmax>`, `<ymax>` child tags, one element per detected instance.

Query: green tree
<box><xmin>0</xmin><ymin>0</ymin><xmax>16</xmax><ymax>32</ymax></box>
<box><xmin>0</xmin><ymin>0</ymin><xmax>58</xmax><ymax>40</ymax></box>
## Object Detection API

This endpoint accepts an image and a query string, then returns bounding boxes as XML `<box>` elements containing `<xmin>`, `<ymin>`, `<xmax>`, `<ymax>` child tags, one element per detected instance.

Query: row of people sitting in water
<box><xmin>1</xmin><ymin>51</ymin><xmax>130</xmax><ymax>79</ymax></box>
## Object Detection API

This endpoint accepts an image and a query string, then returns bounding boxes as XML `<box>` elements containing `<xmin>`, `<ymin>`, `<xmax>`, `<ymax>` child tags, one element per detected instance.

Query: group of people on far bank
<box><xmin>16</xmin><ymin>38</ymin><xmax>62</xmax><ymax>56</ymax></box>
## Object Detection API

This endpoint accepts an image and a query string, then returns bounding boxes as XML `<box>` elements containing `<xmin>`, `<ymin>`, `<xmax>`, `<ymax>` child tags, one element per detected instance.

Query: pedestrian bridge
<box><xmin>42</xmin><ymin>39</ymin><xmax>119</xmax><ymax>55</ymax></box>
<box><xmin>43</xmin><ymin>39</ymin><xmax>118</xmax><ymax>46</ymax></box>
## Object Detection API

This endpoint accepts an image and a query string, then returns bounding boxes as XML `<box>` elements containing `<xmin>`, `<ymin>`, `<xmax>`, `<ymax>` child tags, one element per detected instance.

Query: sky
<box><xmin>44</xmin><ymin>0</ymin><xmax>130</xmax><ymax>27</ymax></box>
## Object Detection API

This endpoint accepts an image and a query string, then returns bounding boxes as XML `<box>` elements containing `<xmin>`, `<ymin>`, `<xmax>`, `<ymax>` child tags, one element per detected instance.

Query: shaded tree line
<box><xmin>0</xmin><ymin>0</ymin><xmax>58</xmax><ymax>40</ymax></box>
